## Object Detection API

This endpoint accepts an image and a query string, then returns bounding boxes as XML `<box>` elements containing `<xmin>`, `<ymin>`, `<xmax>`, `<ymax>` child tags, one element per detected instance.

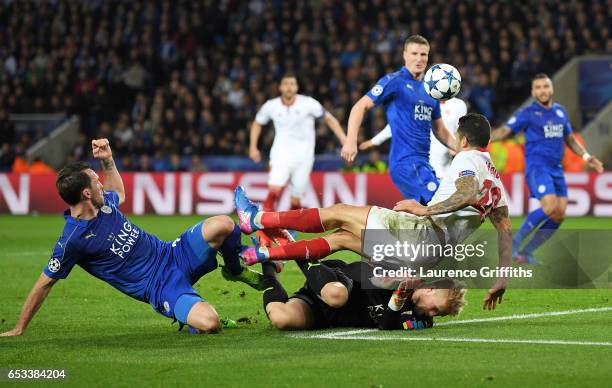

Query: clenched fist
<box><xmin>92</xmin><ymin>138</ymin><xmax>113</xmax><ymax>160</ymax></box>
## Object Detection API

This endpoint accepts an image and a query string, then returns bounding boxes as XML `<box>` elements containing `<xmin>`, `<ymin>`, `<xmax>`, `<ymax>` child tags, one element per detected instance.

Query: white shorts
<box><xmin>364</xmin><ymin>206</ymin><xmax>447</xmax><ymax>270</ymax></box>
<box><xmin>268</xmin><ymin>158</ymin><xmax>314</xmax><ymax>198</ymax></box>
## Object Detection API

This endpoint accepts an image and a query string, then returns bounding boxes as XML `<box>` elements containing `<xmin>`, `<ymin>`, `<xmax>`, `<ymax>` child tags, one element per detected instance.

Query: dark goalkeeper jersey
<box><xmin>315</xmin><ymin>260</ymin><xmax>433</xmax><ymax>330</ymax></box>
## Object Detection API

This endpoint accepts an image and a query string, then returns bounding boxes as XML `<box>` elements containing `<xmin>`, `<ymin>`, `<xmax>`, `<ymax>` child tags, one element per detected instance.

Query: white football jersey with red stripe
<box><xmin>429</xmin><ymin>149</ymin><xmax>508</xmax><ymax>243</ymax></box>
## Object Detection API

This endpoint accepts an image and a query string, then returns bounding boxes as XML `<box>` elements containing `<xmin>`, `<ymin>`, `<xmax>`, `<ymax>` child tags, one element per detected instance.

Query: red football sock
<box><xmin>260</xmin><ymin>208</ymin><xmax>325</xmax><ymax>233</ymax></box>
<box><xmin>267</xmin><ymin>238</ymin><xmax>331</xmax><ymax>261</ymax></box>
<box><xmin>263</xmin><ymin>189</ymin><xmax>281</xmax><ymax>211</ymax></box>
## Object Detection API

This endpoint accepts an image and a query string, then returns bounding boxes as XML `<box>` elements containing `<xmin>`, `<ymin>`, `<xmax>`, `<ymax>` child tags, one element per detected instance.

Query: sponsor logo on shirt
<box><xmin>367</xmin><ymin>303</ymin><xmax>385</xmax><ymax>319</ymax></box>
<box><xmin>543</xmin><ymin>121</ymin><xmax>564</xmax><ymax>138</ymax></box>
<box><xmin>414</xmin><ymin>101</ymin><xmax>433</xmax><ymax>121</ymax></box>
<box><xmin>109</xmin><ymin>221</ymin><xmax>140</xmax><ymax>259</ymax></box>
<box><xmin>485</xmin><ymin>161</ymin><xmax>501</xmax><ymax>179</ymax></box>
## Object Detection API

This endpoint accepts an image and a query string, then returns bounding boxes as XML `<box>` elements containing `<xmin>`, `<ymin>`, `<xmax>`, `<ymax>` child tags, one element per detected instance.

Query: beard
<box><xmin>92</xmin><ymin>194</ymin><xmax>105</xmax><ymax>208</ymax></box>
<box><xmin>536</xmin><ymin>95</ymin><xmax>552</xmax><ymax>105</ymax></box>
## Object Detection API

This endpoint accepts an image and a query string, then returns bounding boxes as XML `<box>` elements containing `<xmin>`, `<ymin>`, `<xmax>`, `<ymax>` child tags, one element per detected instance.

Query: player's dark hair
<box><xmin>457</xmin><ymin>113</ymin><xmax>491</xmax><ymax>148</ymax></box>
<box><xmin>531</xmin><ymin>73</ymin><xmax>550</xmax><ymax>83</ymax></box>
<box><xmin>280</xmin><ymin>73</ymin><xmax>298</xmax><ymax>83</ymax></box>
<box><xmin>404</xmin><ymin>34</ymin><xmax>429</xmax><ymax>48</ymax></box>
<box><xmin>56</xmin><ymin>162</ymin><xmax>92</xmax><ymax>206</ymax></box>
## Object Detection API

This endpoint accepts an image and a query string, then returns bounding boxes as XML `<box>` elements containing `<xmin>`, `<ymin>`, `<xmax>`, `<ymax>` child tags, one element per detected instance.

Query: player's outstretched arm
<box><xmin>484</xmin><ymin>205</ymin><xmax>511</xmax><ymax>310</ymax></box>
<box><xmin>564</xmin><ymin>133</ymin><xmax>604</xmax><ymax>173</ymax></box>
<box><xmin>360</xmin><ymin>125</ymin><xmax>391</xmax><ymax>150</ymax></box>
<box><xmin>249</xmin><ymin>121</ymin><xmax>263</xmax><ymax>162</ymax></box>
<box><xmin>92</xmin><ymin>138</ymin><xmax>125</xmax><ymax>205</ymax></box>
<box><xmin>343</xmin><ymin>95</ymin><xmax>375</xmax><ymax>165</ymax></box>
<box><xmin>432</xmin><ymin>118</ymin><xmax>457</xmax><ymax>153</ymax></box>
<box><xmin>0</xmin><ymin>273</ymin><xmax>58</xmax><ymax>337</ymax></box>
<box><xmin>323</xmin><ymin>111</ymin><xmax>347</xmax><ymax>145</ymax></box>
<box><xmin>490</xmin><ymin>126</ymin><xmax>513</xmax><ymax>142</ymax></box>
<box><xmin>393</xmin><ymin>176</ymin><xmax>479</xmax><ymax>216</ymax></box>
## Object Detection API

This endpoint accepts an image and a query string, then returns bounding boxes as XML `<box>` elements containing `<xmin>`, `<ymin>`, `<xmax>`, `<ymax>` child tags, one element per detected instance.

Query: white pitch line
<box><xmin>299</xmin><ymin>335</ymin><xmax>612</xmax><ymax>347</ymax></box>
<box><xmin>288</xmin><ymin>306</ymin><xmax>612</xmax><ymax>340</ymax></box>
<box><xmin>436</xmin><ymin>306</ymin><xmax>612</xmax><ymax>327</ymax></box>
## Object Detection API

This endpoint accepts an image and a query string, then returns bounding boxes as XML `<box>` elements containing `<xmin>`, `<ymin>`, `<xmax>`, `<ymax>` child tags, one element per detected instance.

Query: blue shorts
<box><xmin>390</xmin><ymin>159</ymin><xmax>439</xmax><ymax>204</ymax></box>
<box><xmin>150</xmin><ymin>221</ymin><xmax>218</xmax><ymax>322</ymax></box>
<box><xmin>526</xmin><ymin>167</ymin><xmax>567</xmax><ymax>199</ymax></box>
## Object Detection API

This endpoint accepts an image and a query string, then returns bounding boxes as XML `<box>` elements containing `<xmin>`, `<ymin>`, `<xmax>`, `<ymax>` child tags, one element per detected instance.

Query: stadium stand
<box><xmin>0</xmin><ymin>0</ymin><xmax>610</xmax><ymax>171</ymax></box>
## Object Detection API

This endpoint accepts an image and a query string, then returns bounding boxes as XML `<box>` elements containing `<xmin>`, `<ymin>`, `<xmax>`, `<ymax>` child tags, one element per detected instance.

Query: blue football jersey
<box><xmin>44</xmin><ymin>191</ymin><xmax>170</xmax><ymax>303</ymax></box>
<box><xmin>366</xmin><ymin>67</ymin><xmax>442</xmax><ymax>164</ymax></box>
<box><xmin>506</xmin><ymin>102</ymin><xmax>573</xmax><ymax>169</ymax></box>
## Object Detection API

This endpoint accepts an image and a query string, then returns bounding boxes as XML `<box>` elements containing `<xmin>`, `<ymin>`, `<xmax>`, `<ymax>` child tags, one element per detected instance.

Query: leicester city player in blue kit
<box><xmin>341</xmin><ymin>35</ymin><xmax>457</xmax><ymax>204</ymax></box>
<box><xmin>491</xmin><ymin>74</ymin><xmax>603</xmax><ymax>263</ymax></box>
<box><xmin>0</xmin><ymin>139</ymin><xmax>261</xmax><ymax>337</ymax></box>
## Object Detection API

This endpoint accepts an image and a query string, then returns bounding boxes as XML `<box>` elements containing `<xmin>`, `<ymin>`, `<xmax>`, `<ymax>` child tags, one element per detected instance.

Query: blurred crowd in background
<box><xmin>1</xmin><ymin>0</ymin><xmax>611</xmax><ymax>172</ymax></box>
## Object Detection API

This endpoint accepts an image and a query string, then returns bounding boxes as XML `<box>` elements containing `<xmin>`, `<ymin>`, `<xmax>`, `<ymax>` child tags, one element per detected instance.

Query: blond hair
<box><xmin>425</xmin><ymin>278</ymin><xmax>467</xmax><ymax>316</ymax></box>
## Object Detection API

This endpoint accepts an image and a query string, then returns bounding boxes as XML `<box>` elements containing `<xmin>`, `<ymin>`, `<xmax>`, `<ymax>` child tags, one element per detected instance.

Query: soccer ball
<box><xmin>423</xmin><ymin>64</ymin><xmax>462</xmax><ymax>101</ymax></box>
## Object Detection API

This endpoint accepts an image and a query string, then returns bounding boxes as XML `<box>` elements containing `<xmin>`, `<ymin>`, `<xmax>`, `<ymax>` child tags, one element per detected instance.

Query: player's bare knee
<box><xmin>551</xmin><ymin>209</ymin><xmax>565</xmax><ymax>224</ymax></box>
<box><xmin>541</xmin><ymin>202</ymin><xmax>557</xmax><ymax>217</ymax></box>
<box><xmin>321</xmin><ymin>282</ymin><xmax>349</xmax><ymax>308</ymax></box>
<box><xmin>268</xmin><ymin>310</ymin><xmax>292</xmax><ymax>330</ymax></box>
<box><xmin>327</xmin><ymin>230</ymin><xmax>360</xmax><ymax>253</ymax></box>
<box><xmin>193</xmin><ymin>311</ymin><xmax>221</xmax><ymax>333</ymax></box>
<box><xmin>324</xmin><ymin>204</ymin><xmax>353</xmax><ymax>223</ymax></box>
<box><xmin>202</xmin><ymin>215</ymin><xmax>235</xmax><ymax>246</ymax></box>
<box><xmin>213</xmin><ymin>215</ymin><xmax>236</xmax><ymax>235</ymax></box>
<box><xmin>188</xmin><ymin>302</ymin><xmax>221</xmax><ymax>333</ymax></box>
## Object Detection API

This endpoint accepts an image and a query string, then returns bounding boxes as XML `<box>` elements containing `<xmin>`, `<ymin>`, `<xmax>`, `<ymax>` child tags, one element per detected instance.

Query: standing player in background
<box><xmin>491</xmin><ymin>74</ymin><xmax>603</xmax><ymax>264</ymax></box>
<box><xmin>341</xmin><ymin>35</ymin><xmax>456</xmax><ymax>204</ymax></box>
<box><xmin>360</xmin><ymin>97</ymin><xmax>468</xmax><ymax>180</ymax></box>
<box><xmin>0</xmin><ymin>139</ymin><xmax>261</xmax><ymax>337</ymax></box>
<box><xmin>249</xmin><ymin>73</ymin><xmax>346</xmax><ymax>211</ymax></box>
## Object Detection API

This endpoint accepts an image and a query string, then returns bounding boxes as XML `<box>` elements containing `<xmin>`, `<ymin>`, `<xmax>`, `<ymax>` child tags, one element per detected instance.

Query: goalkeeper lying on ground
<box><xmin>240</xmin><ymin>229</ymin><xmax>467</xmax><ymax>331</ymax></box>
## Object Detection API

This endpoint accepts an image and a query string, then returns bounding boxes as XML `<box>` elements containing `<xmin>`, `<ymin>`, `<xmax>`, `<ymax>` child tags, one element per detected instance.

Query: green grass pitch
<box><xmin>1</xmin><ymin>215</ymin><xmax>611</xmax><ymax>387</ymax></box>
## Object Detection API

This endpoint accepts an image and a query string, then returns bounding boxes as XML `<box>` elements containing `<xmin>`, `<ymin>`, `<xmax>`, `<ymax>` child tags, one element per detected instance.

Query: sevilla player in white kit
<box><xmin>361</xmin><ymin>97</ymin><xmax>468</xmax><ymax>179</ymax></box>
<box><xmin>237</xmin><ymin>113</ymin><xmax>510</xmax><ymax>310</ymax></box>
<box><xmin>249</xmin><ymin>74</ymin><xmax>346</xmax><ymax>211</ymax></box>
